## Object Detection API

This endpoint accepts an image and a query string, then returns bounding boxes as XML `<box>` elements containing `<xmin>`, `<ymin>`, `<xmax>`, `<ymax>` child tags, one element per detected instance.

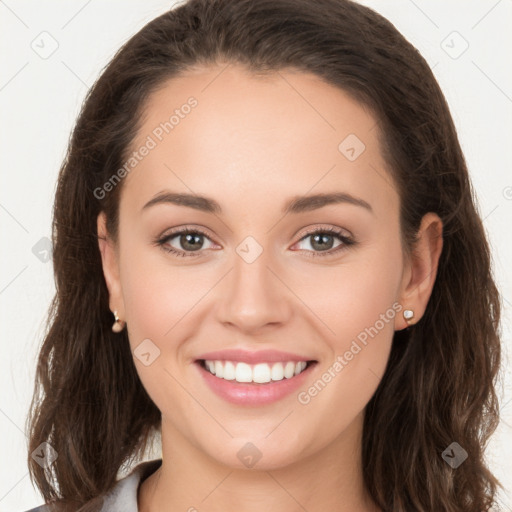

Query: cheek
<box><xmin>122</xmin><ymin>267</ymin><xmax>166</xmax><ymax>340</ymax></box>
<box><xmin>303</xmin><ymin>237</ymin><xmax>403</xmax><ymax>347</ymax></box>
<box><xmin>296</xmin><ymin>239</ymin><xmax>403</xmax><ymax>412</ymax></box>
<box><xmin>117</xmin><ymin>246</ymin><xmax>202</xmax><ymax>407</ymax></box>
<box><xmin>118</xmin><ymin>238</ymin><xmax>181</xmax><ymax>345</ymax></box>
<box><xmin>118</xmin><ymin>241</ymin><xmax>219</xmax><ymax>362</ymax></box>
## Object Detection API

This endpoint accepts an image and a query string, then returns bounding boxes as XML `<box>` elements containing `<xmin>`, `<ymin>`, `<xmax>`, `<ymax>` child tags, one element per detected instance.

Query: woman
<box><xmin>24</xmin><ymin>0</ymin><xmax>503</xmax><ymax>510</ymax></box>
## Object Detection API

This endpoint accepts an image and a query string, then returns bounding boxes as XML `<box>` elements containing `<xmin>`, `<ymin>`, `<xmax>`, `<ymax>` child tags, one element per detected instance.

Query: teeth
<box><xmin>284</xmin><ymin>361</ymin><xmax>295</xmax><ymax>379</ymax></box>
<box><xmin>236</xmin><ymin>362</ymin><xmax>253</xmax><ymax>383</ymax></box>
<box><xmin>223</xmin><ymin>361</ymin><xmax>236</xmax><ymax>380</ymax></box>
<box><xmin>203</xmin><ymin>360</ymin><xmax>308</xmax><ymax>383</ymax></box>
<box><xmin>253</xmin><ymin>363</ymin><xmax>271</xmax><ymax>383</ymax></box>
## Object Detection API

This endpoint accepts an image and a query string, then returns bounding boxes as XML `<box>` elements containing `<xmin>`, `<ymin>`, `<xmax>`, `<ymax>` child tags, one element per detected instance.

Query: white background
<box><xmin>1</xmin><ymin>1</ymin><xmax>511</xmax><ymax>510</ymax></box>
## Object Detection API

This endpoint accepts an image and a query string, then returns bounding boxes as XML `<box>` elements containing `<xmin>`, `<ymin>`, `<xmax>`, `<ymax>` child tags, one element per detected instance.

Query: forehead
<box><xmin>122</xmin><ymin>63</ymin><xmax>398</xmax><ymax>218</ymax></box>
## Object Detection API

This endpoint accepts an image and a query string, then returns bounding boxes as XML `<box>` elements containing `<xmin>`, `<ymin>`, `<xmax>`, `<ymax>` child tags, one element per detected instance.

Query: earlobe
<box><xmin>396</xmin><ymin>212</ymin><xmax>443</xmax><ymax>331</ymax></box>
<box><xmin>97</xmin><ymin>212</ymin><xmax>125</xmax><ymax>320</ymax></box>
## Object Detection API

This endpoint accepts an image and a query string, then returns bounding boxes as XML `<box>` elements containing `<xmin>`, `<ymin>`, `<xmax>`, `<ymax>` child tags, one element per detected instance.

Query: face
<box><xmin>98</xmin><ymin>63</ymin><xmax>441</xmax><ymax>471</ymax></box>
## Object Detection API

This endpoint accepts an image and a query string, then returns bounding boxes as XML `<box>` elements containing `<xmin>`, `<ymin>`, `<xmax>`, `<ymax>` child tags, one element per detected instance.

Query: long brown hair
<box><xmin>26</xmin><ymin>0</ymin><xmax>503</xmax><ymax>510</ymax></box>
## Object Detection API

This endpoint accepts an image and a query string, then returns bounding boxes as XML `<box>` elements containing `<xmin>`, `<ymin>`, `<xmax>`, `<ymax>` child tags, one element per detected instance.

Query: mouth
<box><xmin>194</xmin><ymin>357</ymin><xmax>318</xmax><ymax>405</ymax></box>
<box><xmin>195</xmin><ymin>358</ymin><xmax>318</xmax><ymax>385</ymax></box>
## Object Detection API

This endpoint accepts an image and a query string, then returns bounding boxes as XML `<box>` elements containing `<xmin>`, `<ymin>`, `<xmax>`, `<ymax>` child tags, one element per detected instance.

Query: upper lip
<box><xmin>196</xmin><ymin>349</ymin><xmax>316</xmax><ymax>364</ymax></box>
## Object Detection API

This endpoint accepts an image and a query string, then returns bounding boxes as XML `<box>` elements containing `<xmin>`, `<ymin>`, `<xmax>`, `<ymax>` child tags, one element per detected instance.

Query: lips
<box><xmin>195</xmin><ymin>348</ymin><xmax>316</xmax><ymax>365</ymax></box>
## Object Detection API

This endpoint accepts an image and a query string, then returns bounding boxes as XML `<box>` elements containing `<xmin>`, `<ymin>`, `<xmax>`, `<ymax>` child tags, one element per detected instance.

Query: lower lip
<box><xmin>194</xmin><ymin>361</ymin><xmax>317</xmax><ymax>406</ymax></box>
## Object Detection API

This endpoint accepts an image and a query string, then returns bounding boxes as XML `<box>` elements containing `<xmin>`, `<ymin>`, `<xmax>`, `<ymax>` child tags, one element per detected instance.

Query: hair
<box><xmin>26</xmin><ymin>0</ymin><xmax>503</xmax><ymax>510</ymax></box>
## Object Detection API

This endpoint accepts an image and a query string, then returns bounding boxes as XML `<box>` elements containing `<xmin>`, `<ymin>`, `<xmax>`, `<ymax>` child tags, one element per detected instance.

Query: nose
<box><xmin>216</xmin><ymin>242</ymin><xmax>293</xmax><ymax>334</ymax></box>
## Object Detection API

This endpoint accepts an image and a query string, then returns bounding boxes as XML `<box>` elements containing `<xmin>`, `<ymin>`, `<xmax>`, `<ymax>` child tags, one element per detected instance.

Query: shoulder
<box><xmin>21</xmin><ymin>459</ymin><xmax>163</xmax><ymax>512</ymax></box>
<box><xmin>20</xmin><ymin>505</ymin><xmax>58</xmax><ymax>512</ymax></box>
<box><xmin>99</xmin><ymin>458</ymin><xmax>162</xmax><ymax>511</ymax></box>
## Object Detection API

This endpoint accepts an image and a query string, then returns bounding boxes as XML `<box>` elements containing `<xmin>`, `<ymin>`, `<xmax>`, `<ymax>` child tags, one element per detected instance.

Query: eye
<box><xmin>155</xmin><ymin>227</ymin><xmax>217</xmax><ymax>258</ymax></box>
<box><xmin>292</xmin><ymin>227</ymin><xmax>356</xmax><ymax>258</ymax></box>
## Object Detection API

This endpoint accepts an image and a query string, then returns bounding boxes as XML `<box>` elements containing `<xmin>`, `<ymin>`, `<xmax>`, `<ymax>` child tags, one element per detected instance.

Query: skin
<box><xmin>97</xmin><ymin>62</ymin><xmax>443</xmax><ymax>512</ymax></box>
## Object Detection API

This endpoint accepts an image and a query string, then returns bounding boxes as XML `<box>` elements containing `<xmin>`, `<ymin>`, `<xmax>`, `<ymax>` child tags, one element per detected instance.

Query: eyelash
<box><xmin>154</xmin><ymin>226</ymin><xmax>356</xmax><ymax>259</ymax></box>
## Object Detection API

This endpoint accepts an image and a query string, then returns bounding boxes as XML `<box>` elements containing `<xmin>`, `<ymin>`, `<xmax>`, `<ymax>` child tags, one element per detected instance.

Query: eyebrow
<box><xmin>142</xmin><ymin>191</ymin><xmax>373</xmax><ymax>215</ymax></box>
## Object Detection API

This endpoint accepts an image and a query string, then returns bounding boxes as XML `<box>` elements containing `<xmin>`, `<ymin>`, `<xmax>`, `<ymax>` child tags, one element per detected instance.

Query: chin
<box><xmin>205</xmin><ymin>435</ymin><xmax>308</xmax><ymax>472</ymax></box>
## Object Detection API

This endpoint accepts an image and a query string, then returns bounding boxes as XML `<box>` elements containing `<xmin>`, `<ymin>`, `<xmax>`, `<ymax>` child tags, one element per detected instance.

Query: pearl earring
<box><xmin>403</xmin><ymin>309</ymin><xmax>414</xmax><ymax>324</ymax></box>
<box><xmin>112</xmin><ymin>310</ymin><xmax>125</xmax><ymax>333</ymax></box>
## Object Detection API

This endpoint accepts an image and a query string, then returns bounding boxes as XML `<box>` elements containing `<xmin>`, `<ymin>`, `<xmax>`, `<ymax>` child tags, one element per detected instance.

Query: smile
<box><xmin>195</xmin><ymin>359</ymin><xmax>318</xmax><ymax>406</ymax></box>
<box><xmin>200</xmin><ymin>359</ymin><xmax>313</xmax><ymax>383</ymax></box>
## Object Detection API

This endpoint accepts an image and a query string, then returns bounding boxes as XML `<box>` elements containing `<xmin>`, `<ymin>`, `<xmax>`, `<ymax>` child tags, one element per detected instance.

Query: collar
<box><xmin>99</xmin><ymin>458</ymin><xmax>163</xmax><ymax>512</ymax></box>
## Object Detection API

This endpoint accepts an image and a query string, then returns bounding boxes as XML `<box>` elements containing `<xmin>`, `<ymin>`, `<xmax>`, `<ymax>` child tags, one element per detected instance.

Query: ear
<box><xmin>97</xmin><ymin>211</ymin><xmax>125</xmax><ymax>320</ymax></box>
<box><xmin>395</xmin><ymin>212</ymin><xmax>443</xmax><ymax>330</ymax></box>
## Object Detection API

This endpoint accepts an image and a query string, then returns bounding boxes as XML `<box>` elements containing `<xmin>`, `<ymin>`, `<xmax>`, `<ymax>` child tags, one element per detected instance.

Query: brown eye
<box><xmin>293</xmin><ymin>228</ymin><xmax>356</xmax><ymax>258</ymax></box>
<box><xmin>156</xmin><ymin>228</ymin><xmax>216</xmax><ymax>257</ymax></box>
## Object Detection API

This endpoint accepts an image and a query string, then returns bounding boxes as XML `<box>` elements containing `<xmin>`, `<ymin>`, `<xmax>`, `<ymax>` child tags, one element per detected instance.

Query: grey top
<box><xmin>23</xmin><ymin>458</ymin><xmax>162</xmax><ymax>512</ymax></box>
